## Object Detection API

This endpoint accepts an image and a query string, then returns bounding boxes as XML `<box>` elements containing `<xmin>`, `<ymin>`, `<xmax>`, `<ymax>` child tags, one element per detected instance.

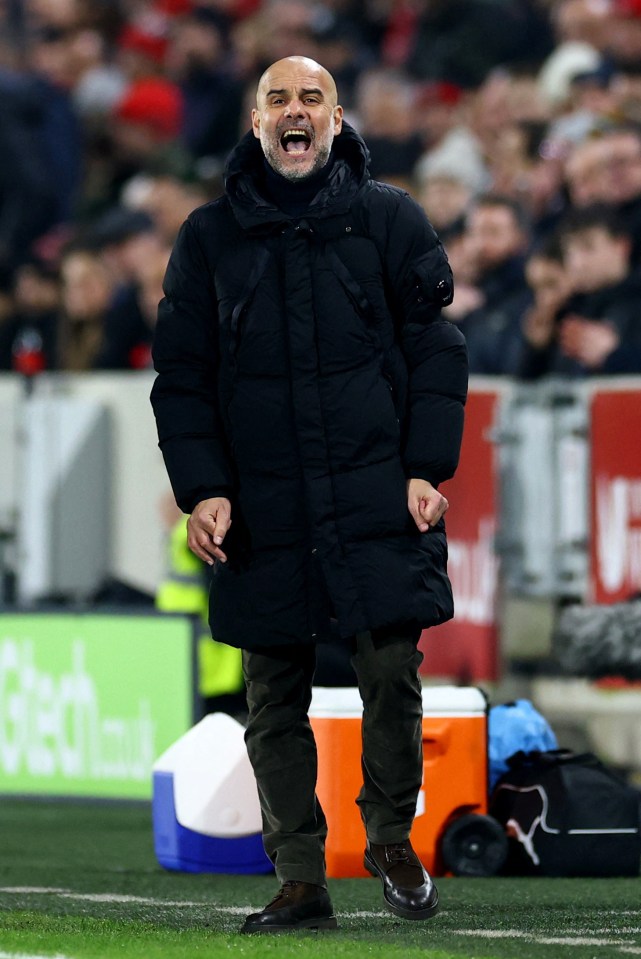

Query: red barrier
<box><xmin>590</xmin><ymin>389</ymin><xmax>641</xmax><ymax>603</ymax></box>
<box><xmin>420</xmin><ymin>389</ymin><xmax>501</xmax><ymax>681</ymax></box>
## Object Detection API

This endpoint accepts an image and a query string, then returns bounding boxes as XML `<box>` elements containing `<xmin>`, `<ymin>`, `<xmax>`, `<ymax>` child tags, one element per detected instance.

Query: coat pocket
<box><xmin>411</xmin><ymin>243</ymin><xmax>454</xmax><ymax>309</ymax></box>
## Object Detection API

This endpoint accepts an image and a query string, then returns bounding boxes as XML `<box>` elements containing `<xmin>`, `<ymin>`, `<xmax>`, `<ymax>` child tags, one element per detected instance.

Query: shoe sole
<box><xmin>240</xmin><ymin>916</ymin><xmax>338</xmax><ymax>934</ymax></box>
<box><xmin>364</xmin><ymin>852</ymin><xmax>440</xmax><ymax>921</ymax></box>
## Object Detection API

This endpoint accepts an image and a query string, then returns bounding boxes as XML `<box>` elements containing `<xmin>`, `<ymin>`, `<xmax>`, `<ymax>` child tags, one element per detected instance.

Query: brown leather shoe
<box><xmin>364</xmin><ymin>840</ymin><xmax>439</xmax><ymax>920</ymax></box>
<box><xmin>240</xmin><ymin>880</ymin><xmax>338</xmax><ymax>934</ymax></box>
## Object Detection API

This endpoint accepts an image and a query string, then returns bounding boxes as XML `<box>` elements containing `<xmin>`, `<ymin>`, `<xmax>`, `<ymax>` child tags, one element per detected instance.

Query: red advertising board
<box><xmin>590</xmin><ymin>389</ymin><xmax>641</xmax><ymax>603</ymax></box>
<box><xmin>419</xmin><ymin>389</ymin><xmax>501</xmax><ymax>681</ymax></box>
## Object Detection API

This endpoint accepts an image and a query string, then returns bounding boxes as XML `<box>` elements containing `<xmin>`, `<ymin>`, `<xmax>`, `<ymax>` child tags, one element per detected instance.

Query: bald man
<box><xmin>151</xmin><ymin>57</ymin><xmax>468</xmax><ymax>933</ymax></box>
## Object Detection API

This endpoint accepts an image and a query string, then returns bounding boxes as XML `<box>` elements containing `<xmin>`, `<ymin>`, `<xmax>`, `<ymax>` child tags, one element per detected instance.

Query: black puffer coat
<box><xmin>151</xmin><ymin>124</ymin><xmax>468</xmax><ymax>650</ymax></box>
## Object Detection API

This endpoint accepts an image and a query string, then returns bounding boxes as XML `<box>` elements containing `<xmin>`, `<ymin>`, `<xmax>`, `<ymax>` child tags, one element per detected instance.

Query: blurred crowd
<box><xmin>3</xmin><ymin>0</ymin><xmax>641</xmax><ymax>377</ymax></box>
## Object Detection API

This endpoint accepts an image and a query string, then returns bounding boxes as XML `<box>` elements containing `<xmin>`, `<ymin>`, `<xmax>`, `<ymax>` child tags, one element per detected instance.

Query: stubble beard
<box><xmin>261</xmin><ymin>126</ymin><xmax>334</xmax><ymax>181</ymax></box>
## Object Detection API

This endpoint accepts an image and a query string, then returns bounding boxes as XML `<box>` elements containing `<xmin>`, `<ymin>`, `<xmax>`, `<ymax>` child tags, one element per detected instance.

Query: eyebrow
<box><xmin>265</xmin><ymin>87</ymin><xmax>325</xmax><ymax>100</ymax></box>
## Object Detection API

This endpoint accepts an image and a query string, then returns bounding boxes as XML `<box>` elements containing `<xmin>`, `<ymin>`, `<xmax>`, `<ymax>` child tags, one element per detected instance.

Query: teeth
<box><xmin>282</xmin><ymin>129</ymin><xmax>309</xmax><ymax>138</ymax></box>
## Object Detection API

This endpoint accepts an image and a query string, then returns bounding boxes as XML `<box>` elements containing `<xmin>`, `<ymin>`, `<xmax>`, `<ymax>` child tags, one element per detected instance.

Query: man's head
<box><xmin>559</xmin><ymin>204</ymin><xmax>631</xmax><ymax>291</ymax></box>
<box><xmin>252</xmin><ymin>56</ymin><xmax>343</xmax><ymax>181</ymax></box>
<box><xmin>599</xmin><ymin>128</ymin><xmax>641</xmax><ymax>204</ymax></box>
<box><xmin>564</xmin><ymin>137</ymin><xmax>609</xmax><ymax>207</ymax></box>
<box><xmin>465</xmin><ymin>195</ymin><xmax>530</xmax><ymax>273</ymax></box>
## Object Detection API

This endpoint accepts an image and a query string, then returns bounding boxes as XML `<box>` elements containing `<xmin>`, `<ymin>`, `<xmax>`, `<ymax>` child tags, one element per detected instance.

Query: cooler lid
<box><xmin>309</xmin><ymin>685</ymin><xmax>487</xmax><ymax>718</ymax></box>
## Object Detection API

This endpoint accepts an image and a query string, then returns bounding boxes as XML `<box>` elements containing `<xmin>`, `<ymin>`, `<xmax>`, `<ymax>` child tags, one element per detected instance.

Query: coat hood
<box><xmin>223</xmin><ymin>121</ymin><xmax>371</xmax><ymax>230</ymax></box>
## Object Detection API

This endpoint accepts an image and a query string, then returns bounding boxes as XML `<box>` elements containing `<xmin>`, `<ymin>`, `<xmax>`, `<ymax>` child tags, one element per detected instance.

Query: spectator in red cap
<box><xmin>100</xmin><ymin>78</ymin><xmax>191</xmax><ymax>215</ymax></box>
<box><xmin>116</xmin><ymin>77</ymin><xmax>183</xmax><ymax>141</ymax></box>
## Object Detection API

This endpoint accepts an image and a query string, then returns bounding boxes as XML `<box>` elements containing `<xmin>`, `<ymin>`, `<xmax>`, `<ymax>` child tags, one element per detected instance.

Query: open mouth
<box><xmin>280</xmin><ymin>128</ymin><xmax>312</xmax><ymax>155</ymax></box>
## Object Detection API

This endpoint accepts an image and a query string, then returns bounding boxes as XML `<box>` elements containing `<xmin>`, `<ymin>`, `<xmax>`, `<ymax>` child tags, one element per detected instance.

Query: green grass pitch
<box><xmin>0</xmin><ymin>799</ymin><xmax>640</xmax><ymax>959</ymax></box>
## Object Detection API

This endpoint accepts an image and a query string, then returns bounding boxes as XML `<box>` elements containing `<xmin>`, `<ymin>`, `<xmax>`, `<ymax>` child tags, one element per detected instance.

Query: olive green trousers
<box><xmin>242</xmin><ymin>625</ymin><xmax>424</xmax><ymax>887</ymax></box>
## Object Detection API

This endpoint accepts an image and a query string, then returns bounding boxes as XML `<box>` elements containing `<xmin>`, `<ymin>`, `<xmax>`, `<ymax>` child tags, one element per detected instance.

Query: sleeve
<box><xmin>150</xmin><ymin>216</ymin><xmax>235</xmax><ymax>513</ymax></box>
<box><xmin>384</xmin><ymin>194</ymin><xmax>469</xmax><ymax>485</ymax></box>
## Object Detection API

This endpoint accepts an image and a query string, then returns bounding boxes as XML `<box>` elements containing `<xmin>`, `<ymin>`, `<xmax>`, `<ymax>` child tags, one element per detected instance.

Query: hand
<box><xmin>559</xmin><ymin>316</ymin><xmax>620</xmax><ymax>368</ymax></box>
<box><xmin>407</xmin><ymin>478</ymin><xmax>448</xmax><ymax>533</ymax></box>
<box><xmin>187</xmin><ymin>497</ymin><xmax>232</xmax><ymax>565</ymax></box>
<box><xmin>522</xmin><ymin>303</ymin><xmax>556</xmax><ymax>349</ymax></box>
<box><xmin>443</xmin><ymin>284</ymin><xmax>484</xmax><ymax>322</ymax></box>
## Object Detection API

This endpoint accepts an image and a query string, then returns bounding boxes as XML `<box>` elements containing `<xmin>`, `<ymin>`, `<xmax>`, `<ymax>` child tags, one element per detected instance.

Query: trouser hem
<box><xmin>275</xmin><ymin>865</ymin><xmax>328</xmax><ymax>888</ymax></box>
<box><xmin>365</xmin><ymin>830</ymin><xmax>412</xmax><ymax>846</ymax></box>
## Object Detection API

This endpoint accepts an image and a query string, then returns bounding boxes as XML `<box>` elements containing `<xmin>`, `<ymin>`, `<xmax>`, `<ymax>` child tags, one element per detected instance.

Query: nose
<box><xmin>284</xmin><ymin>98</ymin><xmax>305</xmax><ymax>118</ymax></box>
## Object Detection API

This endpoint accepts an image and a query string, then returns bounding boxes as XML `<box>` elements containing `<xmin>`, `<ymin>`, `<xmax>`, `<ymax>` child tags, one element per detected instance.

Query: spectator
<box><xmin>564</xmin><ymin>134</ymin><xmax>610</xmax><ymax>207</ymax></box>
<box><xmin>89</xmin><ymin>207</ymin><xmax>161</xmax><ymax>286</ymax></box>
<box><xmin>132</xmin><ymin>245</ymin><xmax>172</xmax><ymax>367</ymax></box>
<box><xmin>166</xmin><ymin>9</ymin><xmax>244</xmax><ymax>161</ymax></box>
<box><xmin>27</xmin><ymin>25</ymin><xmax>84</xmax><ymax>226</ymax></box>
<box><xmin>439</xmin><ymin>220</ymin><xmax>484</xmax><ymax>323</ymax></box>
<box><xmin>597</xmin><ymin>126</ymin><xmax>641</xmax><ymax>259</ymax></box>
<box><xmin>355</xmin><ymin>67</ymin><xmax>423</xmax><ymax>186</ymax></box>
<box><xmin>417</xmin><ymin>171</ymin><xmax>474</xmax><ymax>234</ymax></box>
<box><xmin>564</xmin><ymin>126</ymin><xmax>641</xmax><ymax>260</ymax></box>
<box><xmin>87</xmin><ymin>207</ymin><xmax>167</xmax><ymax>369</ymax></box>
<box><xmin>105</xmin><ymin>76</ymin><xmax>191</xmax><ymax>207</ymax></box>
<box><xmin>450</xmin><ymin>194</ymin><xmax>531</xmax><ymax>374</ymax></box>
<box><xmin>518</xmin><ymin>231</ymin><xmax>572</xmax><ymax>377</ymax></box>
<box><xmin>519</xmin><ymin>204</ymin><xmax>641</xmax><ymax>377</ymax></box>
<box><xmin>413</xmin><ymin>81</ymin><xmax>467</xmax><ymax>155</ymax></box>
<box><xmin>136</xmin><ymin>175</ymin><xmax>214</xmax><ymax>246</ymax></box>
<box><xmin>0</xmin><ymin>67</ymin><xmax>59</xmax><ymax>289</ymax></box>
<box><xmin>57</xmin><ymin>246</ymin><xmax>114</xmax><ymax>370</ymax></box>
<box><xmin>0</xmin><ymin>259</ymin><xmax>61</xmax><ymax>373</ymax></box>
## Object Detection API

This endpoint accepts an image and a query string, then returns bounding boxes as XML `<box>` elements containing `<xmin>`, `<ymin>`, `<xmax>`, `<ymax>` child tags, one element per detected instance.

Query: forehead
<box><xmin>258</xmin><ymin>66</ymin><xmax>333</xmax><ymax>102</ymax></box>
<box><xmin>565</xmin><ymin>226</ymin><xmax>611</xmax><ymax>246</ymax></box>
<box><xmin>472</xmin><ymin>205</ymin><xmax>517</xmax><ymax>228</ymax></box>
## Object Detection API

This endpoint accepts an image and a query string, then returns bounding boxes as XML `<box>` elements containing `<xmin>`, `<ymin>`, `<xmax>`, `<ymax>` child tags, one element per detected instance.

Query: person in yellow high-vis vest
<box><xmin>156</xmin><ymin>515</ymin><xmax>246</xmax><ymax>716</ymax></box>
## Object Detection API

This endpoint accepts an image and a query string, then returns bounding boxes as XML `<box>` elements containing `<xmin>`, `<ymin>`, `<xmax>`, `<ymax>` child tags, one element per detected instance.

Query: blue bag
<box><xmin>488</xmin><ymin>699</ymin><xmax>558</xmax><ymax>791</ymax></box>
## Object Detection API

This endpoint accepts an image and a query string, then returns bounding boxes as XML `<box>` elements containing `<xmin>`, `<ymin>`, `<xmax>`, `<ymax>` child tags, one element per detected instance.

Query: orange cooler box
<box><xmin>309</xmin><ymin>685</ymin><xmax>488</xmax><ymax>878</ymax></box>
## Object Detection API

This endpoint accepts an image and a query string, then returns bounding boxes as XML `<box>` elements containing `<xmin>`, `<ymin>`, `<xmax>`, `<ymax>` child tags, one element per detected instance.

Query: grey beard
<box><xmin>261</xmin><ymin>137</ymin><xmax>333</xmax><ymax>181</ymax></box>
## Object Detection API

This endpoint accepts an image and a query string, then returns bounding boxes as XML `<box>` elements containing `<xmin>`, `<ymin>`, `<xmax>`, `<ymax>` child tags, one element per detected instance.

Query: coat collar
<box><xmin>224</xmin><ymin>121</ymin><xmax>370</xmax><ymax>232</ymax></box>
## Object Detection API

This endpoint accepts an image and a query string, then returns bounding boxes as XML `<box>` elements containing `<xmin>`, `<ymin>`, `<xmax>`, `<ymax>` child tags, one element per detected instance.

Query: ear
<box><xmin>333</xmin><ymin>105</ymin><xmax>343</xmax><ymax>136</ymax></box>
<box><xmin>251</xmin><ymin>108</ymin><xmax>261</xmax><ymax>140</ymax></box>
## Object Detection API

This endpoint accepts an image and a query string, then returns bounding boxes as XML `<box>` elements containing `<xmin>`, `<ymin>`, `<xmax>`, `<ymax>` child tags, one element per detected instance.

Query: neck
<box><xmin>262</xmin><ymin>154</ymin><xmax>335</xmax><ymax>216</ymax></box>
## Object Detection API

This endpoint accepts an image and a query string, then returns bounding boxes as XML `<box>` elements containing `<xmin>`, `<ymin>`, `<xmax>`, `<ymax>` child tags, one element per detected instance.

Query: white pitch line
<box><xmin>453</xmin><ymin>929</ymin><xmax>641</xmax><ymax>950</ymax></box>
<box><xmin>0</xmin><ymin>887</ymin><xmax>390</xmax><ymax>919</ymax></box>
<box><xmin>0</xmin><ymin>889</ymin><xmax>67</xmax><ymax>895</ymax></box>
<box><xmin>453</xmin><ymin>930</ymin><xmax>530</xmax><ymax>939</ymax></box>
<box><xmin>0</xmin><ymin>887</ymin><xmax>243</xmax><ymax>911</ymax></box>
<box><xmin>0</xmin><ymin>953</ymin><xmax>73</xmax><ymax>959</ymax></box>
<box><xmin>537</xmin><ymin>937</ymin><xmax>626</xmax><ymax>947</ymax></box>
<box><xmin>58</xmin><ymin>893</ymin><xmax>206</xmax><ymax>907</ymax></box>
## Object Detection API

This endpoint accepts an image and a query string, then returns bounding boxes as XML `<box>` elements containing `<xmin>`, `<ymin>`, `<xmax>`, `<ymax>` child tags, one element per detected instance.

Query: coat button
<box><xmin>311</xmin><ymin>633</ymin><xmax>317</xmax><ymax>639</ymax></box>
<box><xmin>345</xmin><ymin>226</ymin><xmax>352</xmax><ymax>232</ymax></box>
<box><xmin>311</xmin><ymin>548</ymin><xmax>318</xmax><ymax>555</ymax></box>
